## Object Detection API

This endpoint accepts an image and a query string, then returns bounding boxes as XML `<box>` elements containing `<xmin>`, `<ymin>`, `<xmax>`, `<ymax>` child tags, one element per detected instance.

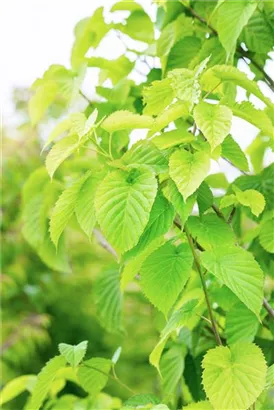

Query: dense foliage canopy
<box><xmin>2</xmin><ymin>1</ymin><xmax>274</xmax><ymax>409</ymax></box>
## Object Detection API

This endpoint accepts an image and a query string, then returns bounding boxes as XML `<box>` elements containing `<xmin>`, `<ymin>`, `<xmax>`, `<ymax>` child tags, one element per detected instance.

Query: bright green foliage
<box><xmin>26</xmin><ymin>356</ymin><xmax>66</xmax><ymax>410</ymax></box>
<box><xmin>58</xmin><ymin>341</ymin><xmax>88</xmax><ymax>367</ymax></box>
<box><xmin>225</xmin><ymin>302</ymin><xmax>259</xmax><ymax>345</ymax></box>
<box><xmin>93</xmin><ymin>269</ymin><xmax>123</xmax><ymax>333</ymax></box>
<box><xmin>202</xmin><ymin>343</ymin><xmax>267</xmax><ymax>410</ymax></box>
<box><xmin>95</xmin><ymin>168</ymin><xmax>157</xmax><ymax>254</ymax></box>
<box><xmin>201</xmin><ymin>246</ymin><xmax>264</xmax><ymax>316</ymax></box>
<box><xmin>169</xmin><ymin>149</ymin><xmax>210</xmax><ymax>200</ymax></box>
<box><xmin>194</xmin><ymin>102</ymin><xmax>232</xmax><ymax>151</ymax></box>
<box><xmin>3</xmin><ymin>1</ymin><xmax>274</xmax><ymax>409</ymax></box>
<box><xmin>141</xmin><ymin>241</ymin><xmax>193</xmax><ymax>316</ymax></box>
<box><xmin>78</xmin><ymin>358</ymin><xmax>112</xmax><ymax>397</ymax></box>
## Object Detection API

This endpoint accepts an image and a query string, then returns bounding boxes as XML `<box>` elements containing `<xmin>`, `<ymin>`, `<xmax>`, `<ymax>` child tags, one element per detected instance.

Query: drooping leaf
<box><xmin>160</xmin><ymin>346</ymin><xmax>186</xmax><ymax>398</ymax></box>
<box><xmin>225</xmin><ymin>302</ymin><xmax>259</xmax><ymax>345</ymax></box>
<box><xmin>169</xmin><ymin>149</ymin><xmax>210</xmax><ymax>200</ymax></box>
<box><xmin>118</xmin><ymin>10</ymin><xmax>154</xmax><ymax>43</ymax></box>
<box><xmin>202</xmin><ymin>343</ymin><xmax>267</xmax><ymax>410</ymax></box>
<box><xmin>221</xmin><ymin>135</ymin><xmax>249</xmax><ymax>172</ymax></box>
<box><xmin>163</xmin><ymin>180</ymin><xmax>196</xmax><ymax>226</ymax></box>
<box><xmin>78</xmin><ymin>358</ymin><xmax>111</xmax><ymax>396</ymax></box>
<box><xmin>0</xmin><ymin>375</ymin><xmax>37</xmax><ymax>406</ymax></box>
<box><xmin>58</xmin><ymin>341</ymin><xmax>88</xmax><ymax>367</ymax></box>
<box><xmin>200</xmin><ymin>245</ymin><xmax>264</xmax><ymax>317</ymax></box>
<box><xmin>26</xmin><ymin>356</ymin><xmax>66</xmax><ymax>410</ymax></box>
<box><xmin>194</xmin><ymin>102</ymin><xmax>232</xmax><ymax>151</ymax></box>
<box><xmin>95</xmin><ymin>167</ymin><xmax>157</xmax><ymax>254</ymax></box>
<box><xmin>93</xmin><ymin>269</ymin><xmax>123</xmax><ymax>333</ymax></box>
<box><xmin>141</xmin><ymin>241</ymin><xmax>193</xmax><ymax>316</ymax></box>
<box><xmin>101</xmin><ymin>110</ymin><xmax>154</xmax><ymax>133</ymax></box>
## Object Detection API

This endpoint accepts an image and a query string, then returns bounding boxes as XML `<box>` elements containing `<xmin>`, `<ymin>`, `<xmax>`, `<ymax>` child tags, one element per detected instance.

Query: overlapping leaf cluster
<box><xmin>4</xmin><ymin>1</ymin><xmax>274</xmax><ymax>409</ymax></box>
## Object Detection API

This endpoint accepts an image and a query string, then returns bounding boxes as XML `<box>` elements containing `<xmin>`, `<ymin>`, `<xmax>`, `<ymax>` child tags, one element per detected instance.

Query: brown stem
<box><xmin>185</xmin><ymin>226</ymin><xmax>222</xmax><ymax>345</ymax></box>
<box><xmin>263</xmin><ymin>299</ymin><xmax>274</xmax><ymax>319</ymax></box>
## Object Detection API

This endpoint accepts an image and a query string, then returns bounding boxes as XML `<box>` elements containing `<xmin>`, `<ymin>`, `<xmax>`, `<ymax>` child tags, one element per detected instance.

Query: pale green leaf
<box><xmin>143</xmin><ymin>78</ymin><xmax>175</xmax><ymax>115</ymax></box>
<box><xmin>182</xmin><ymin>401</ymin><xmax>213</xmax><ymax>410</ymax></box>
<box><xmin>201</xmin><ymin>245</ymin><xmax>264</xmax><ymax>316</ymax></box>
<box><xmin>233</xmin><ymin>186</ymin><xmax>265</xmax><ymax>217</ymax></box>
<box><xmin>46</xmin><ymin>134</ymin><xmax>82</xmax><ymax>179</ymax></box>
<box><xmin>50</xmin><ymin>175</ymin><xmax>88</xmax><ymax>247</ymax></box>
<box><xmin>216</xmin><ymin>0</ymin><xmax>257</xmax><ymax>57</ymax></box>
<box><xmin>141</xmin><ymin>241</ymin><xmax>193</xmax><ymax>315</ymax></box>
<box><xmin>122</xmin><ymin>140</ymin><xmax>168</xmax><ymax>174</ymax></box>
<box><xmin>187</xmin><ymin>214</ymin><xmax>235</xmax><ymax>250</ymax></box>
<box><xmin>259</xmin><ymin>218</ymin><xmax>274</xmax><ymax>253</ymax></box>
<box><xmin>148</xmin><ymin>101</ymin><xmax>189</xmax><ymax>137</ymax></box>
<box><xmin>152</xmin><ymin>128</ymin><xmax>194</xmax><ymax>150</ymax></box>
<box><xmin>75</xmin><ymin>173</ymin><xmax>103</xmax><ymax>238</ymax></box>
<box><xmin>125</xmin><ymin>394</ymin><xmax>160</xmax><ymax>407</ymax></box>
<box><xmin>27</xmin><ymin>356</ymin><xmax>66</xmax><ymax>410</ymax></box>
<box><xmin>111</xmin><ymin>347</ymin><xmax>122</xmax><ymax>365</ymax></box>
<box><xmin>58</xmin><ymin>341</ymin><xmax>88</xmax><ymax>367</ymax></box>
<box><xmin>0</xmin><ymin>375</ymin><xmax>36</xmax><ymax>406</ymax></box>
<box><xmin>194</xmin><ymin>102</ymin><xmax>232</xmax><ymax>151</ymax></box>
<box><xmin>37</xmin><ymin>233</ymin><xmax>71</xmax><ymax>274</ymax></box>
<box><xmin>266</xmin><ymin>364</ymin><xmax>274</xmax><ymax>389</ymax></box>
<box><xmin>101</xmin><ymin>110</ymin><xmax>154</xmax><ymax>133</ymax></box>
<box><xmin>225</xmin><ymin>302</ymin><xmax>259</xmax><ymax>345</ymax></box>
<box><xmin>221</xmin><ymin>135</ymin><xmax>249</xmax><ymax>172</ymax></box>
<box><xmin>169</xmin><ymin>149</ymin><xmax>210</xmax><ymax>200</ymax></box>
<box><xmin>121</xmin><ymin>236</ymin><xmax>165</xmax><ymax>291</ymax></box>
<box><xmin>42</xmin><ymin>118</ymin><xmax>72</xmax><ymax>152</ymax></box>
<box><xmin>95</xmin><ymin>168</ymin><xmax>157</xmax><ymax>253</ymax></box>
<box><xmin>163</xmin><ymin>180</ymin><xmax>196</xmax><ymax>226</ymax></box>
<box><xmin>87</xmin><ymin>55</ymin><xmax>135</xmax><ymax>84</ymax></box>
<box><xmin>205</xmin><ymin>173</ymin><xmax>229</xmax><ymax>190</ymax></box>
<box><xmin>168</xmin><ymin>69</ymin><xmax>200</xmax><ymax>108</ymax></box>
<box><xmin>78</xmin><ymin>358</ymin><xmax>111</xmax><ymax>396</ymax></box>
<box><xmin>29</xmin><ymin>82</ymin><xmax>57</xmax><ymax>126</ymax></box>
<box><xmin>202</xmin><ymin>343</ymin><xmax>267</xmax><ymax>410</ymax></box>
<box><xmin>119</xmin><ymin>10</ymin><xmax>154</xmax><ymax>43</ymax></box>
<box><xmin>93</xmin><ymin>269</ymin><xmax>123</xmax><ymax>333</ymax></box>
<box><xmin>160</xmin><ymin>346</ymin><xmax>186</xmax><ymax>398</ymax></box>
<box><xmin>220</xmin><ymin>194</ymin><xmax>237</xmax><ymax>209</ymax></box>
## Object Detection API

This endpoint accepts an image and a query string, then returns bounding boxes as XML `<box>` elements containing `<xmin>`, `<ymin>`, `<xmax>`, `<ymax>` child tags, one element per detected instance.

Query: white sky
<box><xmin>1</xmin><ymin>0</ymin><xmax>273</xmax><ymax>177</ymax></box>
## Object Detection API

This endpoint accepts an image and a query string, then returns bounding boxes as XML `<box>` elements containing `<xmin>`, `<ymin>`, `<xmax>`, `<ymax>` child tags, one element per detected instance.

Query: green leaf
<box><xmin>141</xmin><ymin>241</ymin><xmax>193</xmax><ymax>315</ymax></box>
<box><xmin>50</xmin><ymin>175</ymin><xmax>88</xmax><ymax>247</ymax></box>
<box><xmin>95</xmin><ymin>167</ymin><xmax>157</xmax><ymax>254</ymax></box>
<box><xmin>221</xmin><ymin>135</ymin><xmax>249</xmax><ymax>172</ymax></box>
<box><xmin>241</xmin><ymin>10</ymin><xmax>274</xmax><ymax>53</ymax></box>
<box><xmin>122</xmin><ymin>140</ymin><xmax>168</xmax><ymax>174</ymax></box>
<box><xmin>266</xmin><ymin>364</ymin><xmax>274</xmax><ymax>389</ymax></box>
<box><xmin>121</xmin><ymin>236</ymin><xmax>165</xmax><ymax>290</ymax></box>
<box><xmin>197</xmin><ymin>182</ymin><xmax>213</xmax><ymax>214</ymax></box>
<box><xmin>37</xmin><ymin>233</ymin><xmax>71</xmax><ymax>274</ymax></box>
<box><xmin>182</xmin><ymin>401</ymin><xmax>213</xmax><ymax>410</ymax></box>
<box><xmin>216</xmin><ymin>0</ymin><xmax>257</xmax><ymax>57</ymax></box>
<box><xmin>148</xmin><ymin>101</ymin><xmax>189</xmax><ymax>137</ymax></box>
<box><xmin>152</xmin><ymin>128</ymin><xmax>194</xmax><ymax>150</ymax></box>
<box><xmin>259</xmin><ymin>218</ymin><xmax>274</xmax><ymax>253</ymax></box>
<box><xmin>118</xmin><ymin>10</ymin><xmax>154</xmax><ymax>43</ymax></box>
<box><xmin>166</xmin><ymin>36</ymin><xmax>201</xmax><ymax>72</ymax></box>
<box><xmin>75</xmin><ymin>172</ymin><xmax>103</xmax><ymax>238</ymax></box>
<box><xmin>220</xmin><ymin>194</ymin><xmax>237</xmax><ymax>209</ymax></box>
<box><xmin>163</xmin><ymin>180</ymin><xmax>196</xmax><ymax>226</ymax></box>
<box><xmin>88</xmin><ymin>55</ymin><xmax>135</xmax><ymax>84</ymax></box>
<box><xmin>29</xmin><ymin>82</ymin><xmax>57</xmax><ymax>126</ymax></box>
<box><xmin>200</xmin><ymin>245</ymin><xmax>264</xmax><ymax>317</ymax></box>
<box><xmin>225</xmin><ymin>302</ymin><xmax>259</xmax><ymax>345</ymax></box>
<box><xmin>101</xmin><ymin>110</ymin><xmax>154</xmax><ymax>133</ymax></box>
<box><xmin>46</xmin><ymin>134</ymin><xmax>82</xmax><ymax>179</ymax></box>
<box><xmin>150</xmin><ymin>299</ymin><xmax>198</xmax><ymax>372</ymax></box>
<box><xmin>169</xmin><ymin>149</ymin><xmax>210</xmax><ymax>200</ymax></box>
<box><xmin>27</xmin><ymin>356</ymin><xmax>66</xmax><ymax>410</ymax></box>
<box><xmin>160</xmin><ymin>346</ymin><xmax>186</xmax><ymax>398</ymax></box>
<box><xmin>78</xmin><ymin>358</ymin><xmax>111</xmax><ymax>396</ymax></box>
<box><xmin>125</xmin><ymin>394</ymin><xmax>160</xmax><ymax>407</ymax></box>
<box><xmin>168</xmin><ymin>69</ymin><xmax>200</xmax><ymax>109</ymax></box>
<box><xmin>58</xmin><ymin>341</ymin><xmax>88</xmax><ymax>367</ymax></box>
<box><xmin>93</xmin><ymin>269</ymin><xmax>123</xmax><ymax>333</ymax></box>
<box><xmin>246</xmin><ymin>134</ymin><xmax>270</xmax><ymax>174</ymax></box>
<box><xmin>143</xmin><ymin>78</ymin><xmax>175</xmax><ymax>115</ymax></box>
<box><xmin>206</xmin><ymin>173</ymin><xmax>229</xmax><ymax>190</ymax></box>
<box><xmin>0</xmin><ymin>375</ymin><xmax>36</xmax><ymax>406</ymax></box>
<box><xmin>42</xmin><ymin>118</ymin><xmax>72</xmax><ymax>152</ymax></box>
<box><xmin>233</xmin><ymin>186</ymin><xmax>265</xmax><ymax>217</ymax></box>
<box><xmin>202</xmin><ymin>343</ymin><xmax>267</xmax><ymax>410</ymax></box>
<box><xmin>187</xmin><ymin>214</ymin><xmax>235</xmax><ymax>250</ymax></box>
<box><xmin>194</xmin><ymin>102</ymin><xmax>232</xmax><ymax>151</ymax></box>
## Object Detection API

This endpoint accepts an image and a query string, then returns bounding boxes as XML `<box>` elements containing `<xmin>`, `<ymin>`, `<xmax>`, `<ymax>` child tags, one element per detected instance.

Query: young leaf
<box><xmin>216</xmin><ymin>0</ymin><xmax>257</xmax><ymax>57</ymax></box>
<box><xmin>50</xmin><ymin>175</ymin><xmax>88</xmax><ymax>247</ymax></box>
<box><xmin>225</xmin><ymin>302</ymin><xmax>259</xmax><ymax>345</ymax></box>
<box><xmin>95</xmin><ymin>168</ymin><xmax>157</xmax><ymax>253</ymax></box>
<box><xmin>168</xmin><ymin>69</ymin><xmax>200</xmax><ymax>108</ymax></box>
<box><xmin>93</xmin><ymin>269</ymin><xmax>123</xmax><ymax>333</ymax></box>
<box><xmin>58</xmin><ymin>341</ymin><xmax>88</xmax><ymax>367</ymax></box>
<box><xmin>200</xmin><ymin>245</ymin><xmax>264</xmax><ymax>317</ymax></box>
<box><xmin>202</xmin><ymin>343</ymin><xmax>267</xmax><ymax>410</ymax></box>
<box><xmin>169</xmin><ymin>149</ymin><xmax>210</xmax><ymax>200</ymax></box>
<box><xmin>233</xmin><ymin>186</ymin><xmax>265</xmax><ymax>217</ymax></box>
<box><xmin>141</xmin><ymin>241</ymin><xmax>193</xmax><ymax>316</ymax></box>
<box><xmin>221</xmin><ymin>135</ymin><xmax>249</xmax><ymax>172</ymax></box>
<box><xmin>101</xmin><ymin>110</ymin><xmax>154</xmax><ymax>133</ymax></box>
<box><xmin>193</xmin><ymin>102</ymin><xmax>232</xmax><ymax>151</ymax></box>
<box><xmin>187</xmin><ymin>214</ymin><xmax>235</xmax><ymax>250</ymax></box>
<box><xmin>78</xmin><ymin>358</ymin><xmax>111</xmax><ymax>396</ymax></box>
<box><xmin>143</xmin><ymin>78</ymin><xmax>175</xmax><ymax>115</ymax></box>
<box><xmin>26</xmin><ymin>356</ymin><xmax>66</xmax><ymax>410</ymax></box>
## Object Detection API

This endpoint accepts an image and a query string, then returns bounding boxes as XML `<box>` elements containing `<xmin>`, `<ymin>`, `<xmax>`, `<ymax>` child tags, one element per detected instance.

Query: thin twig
<box><xmin>93</xmin><ymin>229</ymin><xmax>117</xmax><ymax>258</ymax></box>
<box><xmin>79</xmin><ymin>90</ymin><xmax>92</xmax><ymax>104</ymax></box>
<box><xmin>263</xmin><ymin>299</ymin><xmax>274</xmax><ymax>319</ymax></box>
<box><xmin>212</xmin><ymin>204</ymin><xmax>227</xmax><ymax>222</ymax></box>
